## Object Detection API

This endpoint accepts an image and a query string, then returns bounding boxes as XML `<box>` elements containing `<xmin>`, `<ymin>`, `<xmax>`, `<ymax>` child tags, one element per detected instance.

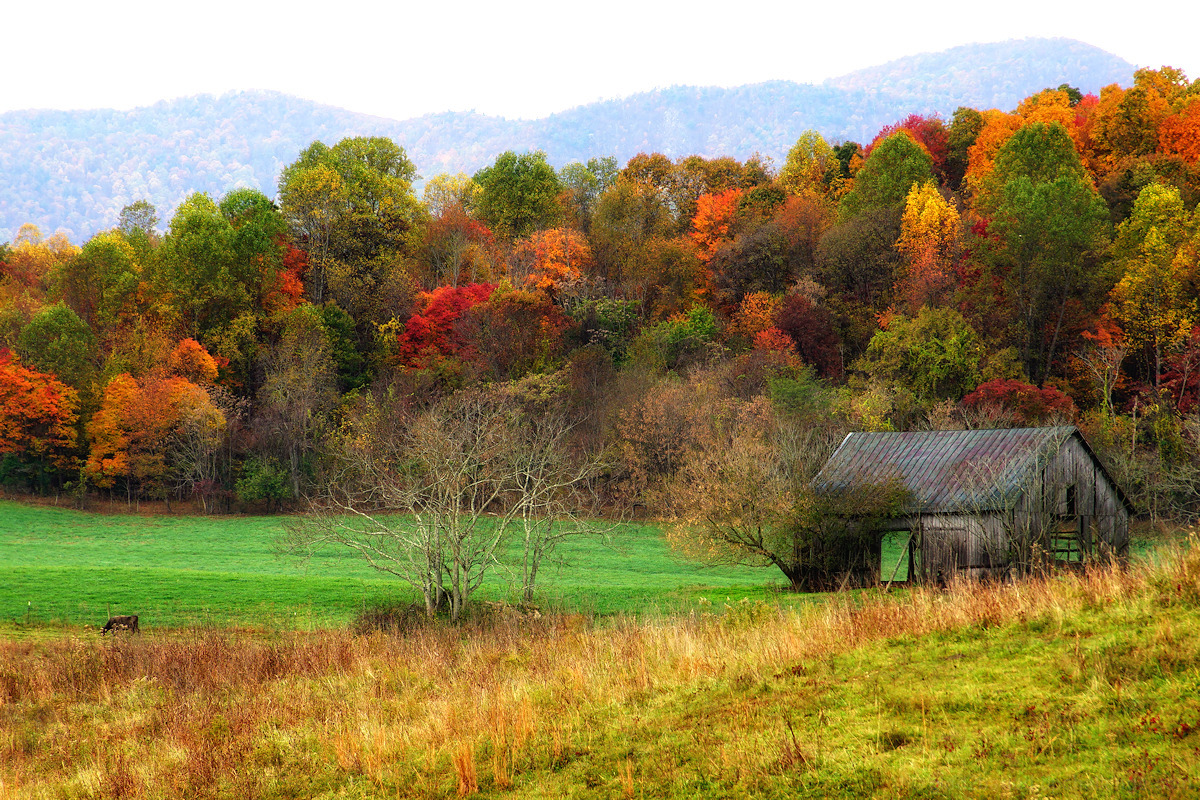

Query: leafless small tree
<box><xmin>952</xmin><ymin>443</ymin><xmax>1072</xmax><ymax>579</ymax></box>
<box><xmin>285</xmin><ymin>387</ymin><xmax>610</xmax><ymax>620</ymax></box>
<box><xmin>506</xmin><ymin>409</ymin><xmax>612</xmax><ymax>604</ymax></box>
<box><xmin>165</xmin><ymin>389</ymin><xmax>225</xmax><ymax>513</ymax></box>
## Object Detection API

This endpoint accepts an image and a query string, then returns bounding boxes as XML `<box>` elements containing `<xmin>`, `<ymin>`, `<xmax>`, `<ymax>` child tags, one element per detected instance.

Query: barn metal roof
<box><xmin>811</xmin><ymin>427</ymin><xmax>1081</xmax><ymax>513</ymax></box>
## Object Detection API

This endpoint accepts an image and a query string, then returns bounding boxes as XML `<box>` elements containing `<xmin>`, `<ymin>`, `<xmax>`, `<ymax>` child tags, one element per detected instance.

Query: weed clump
<box><xmin>1151</xmin><ymin>529</ymin><xmax>1200</xmax><ymax>607</ymax></box>
<box><xmin>352</xmin><ymin>599</ymin><xmax>430</xmax><ymax>635</ymax></box>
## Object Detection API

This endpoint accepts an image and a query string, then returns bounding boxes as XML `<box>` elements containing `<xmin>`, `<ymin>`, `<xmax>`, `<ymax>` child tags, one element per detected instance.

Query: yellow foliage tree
<box><xmin>778</xmin><ymin>130</ymin><xmax>841</xmax><ymax>197</ymax></box>
<box><xmin>895</xmin><ymin>182</ymin><xmax>962</xmax><ymax>312</ymax></box>
<box><xmin>1109</xmin><ymin>184</ymin><xmax>1198</xmax><ymax>388</ymax></box>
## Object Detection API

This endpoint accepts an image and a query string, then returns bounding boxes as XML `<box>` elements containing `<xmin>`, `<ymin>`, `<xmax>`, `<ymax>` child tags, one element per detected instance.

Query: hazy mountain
<box><xmin>0</xmin><ymin>38</ymin><xmax>1136</xmax><ymax>243</ymax></box>
<box><xmin>824</xmin><ymin>37</ymin><xmax>1134</xmax><ymax>111</ymax></box>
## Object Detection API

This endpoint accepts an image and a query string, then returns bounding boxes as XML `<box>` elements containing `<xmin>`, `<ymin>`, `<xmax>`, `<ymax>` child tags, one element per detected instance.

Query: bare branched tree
<box><xmin>507</xmin><ymin>409</ymin><xmax>612</xmax><ymax>604</ymax></box>
<box><xmin>165</xmin><ymin>390</ymin><xmax>225</xmax><ymax>513</ymax></box>
<box><xmin>284</xmin><ymin>387</ymin><xmax>610</xmax><ymax>620</ymax></box>
<box><xmin>952</xmin><ymin>441</ymin><xmax>1084</xmax><ymax>578</ymax></box>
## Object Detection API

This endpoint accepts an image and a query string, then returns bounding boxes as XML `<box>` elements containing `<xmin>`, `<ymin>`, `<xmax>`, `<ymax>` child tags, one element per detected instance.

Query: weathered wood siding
<box><xmin>916</xmin><ymin>513</ymin><xmax>1008</xmax><ymax>580</ymax></box>
<box><xmin>1015</xmin><ymin>433</ymin><xmax>1130</xmax><ymax>556</ymax></box>
<box><xmin>908</xmin><ymin>433</ymin><xmax>1129</xmax><ymax>581</ymax></box>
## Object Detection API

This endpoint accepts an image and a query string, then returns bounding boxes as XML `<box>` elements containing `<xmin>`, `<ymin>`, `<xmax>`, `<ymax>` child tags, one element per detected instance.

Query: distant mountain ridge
<box><xmin>823</xmin><ymin>38</ymin><xmax>1134</xmax><ymax>110</ymax></box>
<box><xmin>0</xmin><ymin>37</ymin><xmax>1136</xmax><ymax>242</ymax></box>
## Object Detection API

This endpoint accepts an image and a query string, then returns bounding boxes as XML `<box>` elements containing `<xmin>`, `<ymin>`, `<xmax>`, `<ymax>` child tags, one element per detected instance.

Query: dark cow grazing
<box><xmin>101</xmin><ymin>614</ymin><xmax>139</xmax><ymax>634</ymax></box>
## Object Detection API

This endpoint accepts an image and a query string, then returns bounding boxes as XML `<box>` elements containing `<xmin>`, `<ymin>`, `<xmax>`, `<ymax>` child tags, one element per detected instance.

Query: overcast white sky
<box><xmin>4</xmin><ymin>1</ymin><xmax>1197</xmax><ymax>120</ymax></box>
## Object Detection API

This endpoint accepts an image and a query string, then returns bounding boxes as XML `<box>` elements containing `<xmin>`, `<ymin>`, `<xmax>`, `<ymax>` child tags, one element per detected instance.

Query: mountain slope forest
<box><xmin>2</xmin><ymin>62</ymin><xmax>1199</xmax><ymax>556</ymax></box>
<box><xmin>0</xmin><ymin>38</ymin><xmax>1136</xmax><ymax>242</ymax></box>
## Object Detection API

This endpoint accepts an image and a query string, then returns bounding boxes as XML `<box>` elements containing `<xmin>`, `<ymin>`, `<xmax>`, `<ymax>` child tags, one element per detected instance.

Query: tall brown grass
<box><xmin>1</xmin><ymin>536</ymin><xmax>1195</xmax><ymax>798</ymax></box>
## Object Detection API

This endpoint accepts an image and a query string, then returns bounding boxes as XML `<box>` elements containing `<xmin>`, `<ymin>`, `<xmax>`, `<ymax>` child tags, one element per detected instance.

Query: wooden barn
<box><xmin>812</xmin><ymin>426</ymin><xmax>1132</xmax><ymax>583</ymax></box>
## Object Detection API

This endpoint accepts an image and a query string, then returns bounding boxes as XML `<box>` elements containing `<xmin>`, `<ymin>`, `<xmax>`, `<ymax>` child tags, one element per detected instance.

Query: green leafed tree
<box><xmin>855</xmin><ymin>306</ymin><xmax>986</xmax><ymax>404</ymax></box>
<box><xmin>152</xmin><ymin>192</ymin><xmax>238</xmax><ymax>338</ymax></box>
<box><xmin>946</xmin><ymin>107</ymin><xmax>985</xmax><ymax>191</ymax></box>
<box><xmin>257</xmin><ymin>303</ymin><xmax>338</xmax><ymax>499</ymax></box>
<box><xmin>983</xmin><ymin>123</ymin><xmax>1111</xmax><ymax>383</ymax></box>
<box><xmin>278</xmin><ymin>137</ymin><xmax>424</xmax><ymax>303</ymax></box>
<box><xmin>559</xmin><ymin>156</ymin><xmax>619</xmax><ymax>233</ymax></box>
<box><xmin>16</xmin><ymin>303</ymin><xmax>99</xmax><ymax>392</ymax></box>
<box><xmin>471</xmin><ymin>150</ymin><xmax>562</xmax><ymax>240</ymax></box>
<box><xmin>838</xmin><ymin>131</ymin><xmax>934</xmax><ymax>220</ymax></box>
<box><xmin>117</xmin><ymin>200</ymin><xmax>159</xmax><ymax>260</ymax></box>
<box><xmin>56</xmin><ymin>230</ymin><xmax>141</xmax><ymax>335</ymax></box>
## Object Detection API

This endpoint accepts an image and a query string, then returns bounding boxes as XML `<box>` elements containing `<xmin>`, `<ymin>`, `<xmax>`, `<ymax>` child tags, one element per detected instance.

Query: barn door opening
<box><xmin>883</xmin><ymin>530</ymin><xmax>919</xmax><ymax>588</ymax></box>
<box><xmin>878</xmin><ymin>532</ymin><xmax>912</xmax><ymax>587</ymax></box>
<box><xmin>1050</xmin><ymin>484</ymin><xmax>1084</xmax><ymax>566</ymax></box>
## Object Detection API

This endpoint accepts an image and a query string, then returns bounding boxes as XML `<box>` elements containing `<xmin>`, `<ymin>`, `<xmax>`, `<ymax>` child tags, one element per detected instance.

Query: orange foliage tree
<box><xmin>963</xmin><ymin>111</ymin><xmax>1023</xmax><ymax>200</ymax></box>
<box><xmin>261</xmin><ymin>241</ymin><xmax>306</xmax><ymax>316</ymax></box>
<box><xmin>690</xmin><ymin>189</ymin><xmax>743</xmax><ymax>262</ymax></box>
<box><xmin>728</xmin><ymin>292</ymin><xmax>782</xmax><ymax>346</ymax></box>
<box><xmin>508</xmin><ymin>228</ymin><xmax>592</xmax><ymax>299</ymax></box>
<box><xmin>1089</xmin><ymin>79</ymin><xmax>1171</xmax><ymax>178</ymax></box>
<box><xmin>86</xmin><ymin>341</ymin><xmax>226</xmax><ymax>505</ymax></box>
<box><xmin>0</xmin><ymin>349</ymin><xmax>79</xmax><ymax>488</ymax></box>
<box><xmin>167</xmin><ymin>338</ymin><xmax>220</xmax><ymax>385</ymax></box>
<box><xmin>1159</xmin><ymin>97</ymin><xmax>1200</xmax><ymax>164</ymax></box>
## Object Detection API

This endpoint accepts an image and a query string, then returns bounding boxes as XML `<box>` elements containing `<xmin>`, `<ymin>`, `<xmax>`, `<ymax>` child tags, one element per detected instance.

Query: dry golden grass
<box><xmin>2</xmin><ymin>535</ymin><xmax>1198</xmax><ymax>798</ymax></box>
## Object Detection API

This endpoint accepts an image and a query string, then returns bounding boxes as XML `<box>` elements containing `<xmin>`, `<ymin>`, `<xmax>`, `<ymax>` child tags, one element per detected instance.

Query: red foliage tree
<box><xmin>1161</xmin><ymin>324</ymin><xmax>1200</xmax><ymax>414</ymax></box>
<box><xmin>774</xmin><ymin>294</ymin><xmax>842</xmax><ymax>379</ymax></box>
<box><xmin>959</xmin><ymin>379</ymin><xmax>1078</xmax><ymax>425</ymax></box>
<box><xmin>753</xmin><ymin>327</ymin><xmax>798</xmax><ymax>355</ymax></box>
<box><xmin>394</xmin><ymin>283</ymin><xmax>496</xmax><ymax>367</ymax></box>
<box><xmin>868</xmin><ymin>114</ymin><xmax>949</xmax><ymax>180</ymax></box>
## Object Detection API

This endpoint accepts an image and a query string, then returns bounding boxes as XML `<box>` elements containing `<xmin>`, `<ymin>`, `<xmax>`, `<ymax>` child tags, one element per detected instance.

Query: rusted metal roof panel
<box><xmin>812</xmin><ymin>427</ymin><xmax>1077</xmax><ymax>513</ymax></box>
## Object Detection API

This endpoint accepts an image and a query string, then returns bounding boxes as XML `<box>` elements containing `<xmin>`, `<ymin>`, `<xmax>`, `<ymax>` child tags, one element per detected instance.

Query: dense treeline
<box><xmin>2</xmin><ymin>67</ymin><xmax>1199</xmax><ymax>522</ymax></box>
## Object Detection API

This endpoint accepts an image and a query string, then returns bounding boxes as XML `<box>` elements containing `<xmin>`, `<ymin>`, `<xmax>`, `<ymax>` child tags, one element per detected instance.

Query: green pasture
<box><xmin>0</xmin><ymin>500</ymin><xmax>1173</xmax><ymax>631</ymax></box>
<box><xmin>0</xmin><ymin>500</ymin><xmax>796</xmax><ymax>629</ymax></box>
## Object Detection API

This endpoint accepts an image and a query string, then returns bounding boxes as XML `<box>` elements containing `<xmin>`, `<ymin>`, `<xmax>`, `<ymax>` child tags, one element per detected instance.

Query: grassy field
<box><xmin>0</xmin><ymin>500</ymin><xmax>792</xmax><ymax>629</ymax></box>
<box><xmin>4</xmin><ymin>500</ymin><xmax>1198</xmax><ymax>798</ymax></box>
<box><xmin>2</xmin><ymin>535</ymin><xmax>1199</xmax><ymax>798</ymax></box>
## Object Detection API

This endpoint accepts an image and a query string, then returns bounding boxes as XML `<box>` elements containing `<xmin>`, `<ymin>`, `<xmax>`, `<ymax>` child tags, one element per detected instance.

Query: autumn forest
<box><xmin>2</xmin><ymin>66</ymin><xmax>1200</xmax><ymax>525</ymax></box>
